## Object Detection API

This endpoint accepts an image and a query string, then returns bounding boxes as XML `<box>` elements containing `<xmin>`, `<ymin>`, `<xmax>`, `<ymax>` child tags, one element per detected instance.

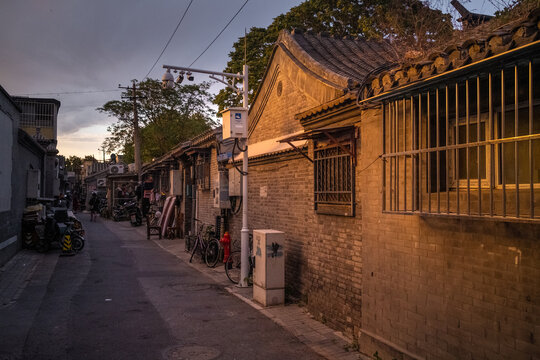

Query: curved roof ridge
<box><xmin>278</xmin><ymin>30</ymin><xmax>350</xmax><ymax>89</ymax></box>
<box><xmin>278</xmin><ymin>29</ymin><xmax>399</xmax><ymax>90</ymax></box>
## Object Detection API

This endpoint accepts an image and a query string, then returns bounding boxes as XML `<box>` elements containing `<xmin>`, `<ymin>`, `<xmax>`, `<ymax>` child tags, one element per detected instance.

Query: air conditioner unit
<box><xmin>109</xmin><ymin>164</ymin><xmax>124</xmax><ymax>175</ymax></box>
<box><xmin>27</xmin><ymin>169</ymin><xmax>41</xmax><ymax>199</ymax></box>
<box><xmin>170</xmin><ymin>170</ymin><xmax>183</xmax><ymax>196</ymax></box>
<box><xmin>97</xmin><ymin>178</ymin><xmax>106</xmax><ymax>187</ymax></box>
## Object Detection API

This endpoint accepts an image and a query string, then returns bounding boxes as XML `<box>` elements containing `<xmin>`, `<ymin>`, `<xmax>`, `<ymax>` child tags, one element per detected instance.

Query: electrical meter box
<box><xmin>253</xmin><ymin>229</ymin><xmax>285</xmax><ymax>307</ymax></box>
<box><xmin>213</xmin><ymin>171</ymin><xmax>230</xmax><ymax>208</ymax></box>
<box><xmin>222</xmin><ymin>107</ymin><xmax>248</xmax><ymax>139</ymax></box>
<box><xmin>228</xmin><ymin>168</ymin><xmax>242</xmax><ymax>196</ymax></box>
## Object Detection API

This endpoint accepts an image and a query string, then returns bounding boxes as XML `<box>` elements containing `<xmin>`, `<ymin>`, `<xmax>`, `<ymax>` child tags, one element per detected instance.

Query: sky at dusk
<box><xmin>0</xmin><ymin>0</ymin><xmax>500</xmax><ymax>159</ymax></box>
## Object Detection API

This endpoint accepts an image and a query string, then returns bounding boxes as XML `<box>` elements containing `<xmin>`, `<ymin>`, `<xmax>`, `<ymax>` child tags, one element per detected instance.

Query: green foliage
<box><xmin>214</xmin><ymin>0</ymin><xmax>453</xmax><ymax>112</ymax></box>
<box><xmin>98</xmin><ymin>79</ymin><xmax>216</xmax><ymax>163</ymax></box>
<box><xmin>64</xmin><ymin>155</ymin><xmax>83</xmax><ymax>173</ymax></box>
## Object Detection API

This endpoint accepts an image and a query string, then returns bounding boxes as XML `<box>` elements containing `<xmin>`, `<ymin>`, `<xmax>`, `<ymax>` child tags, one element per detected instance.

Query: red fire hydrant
<box><xmin>220</xmin><ymin>232</ymin><xmax>231</xmax><ymax>263</ymax></box>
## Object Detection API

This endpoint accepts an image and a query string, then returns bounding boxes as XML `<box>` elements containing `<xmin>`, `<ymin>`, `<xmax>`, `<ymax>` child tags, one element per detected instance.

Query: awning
<box><xmin>233</xmin><ymin>131</ymin><xmax>307</xmax><ymax>161</ymax></box>
<box><xmin>278</xmin><ymin>125</ymin><xmax>357</xmax><ymax>164</ymax></box>
<box><xmin>277</xmin><ymin>125</ymin><xmax>355</xmax><ymax>142</ymax></box>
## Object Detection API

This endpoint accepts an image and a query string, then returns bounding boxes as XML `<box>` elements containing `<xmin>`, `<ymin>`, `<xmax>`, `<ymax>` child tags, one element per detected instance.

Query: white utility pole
<box><xmin>240</xmin><ymin>64</ymin><xmax>249</xmax><ymax>287</ymax></box>
<box><xmin>162</xmin><ymin>64</ymin><xmax>250</xmax><ymax>287</ymax></box>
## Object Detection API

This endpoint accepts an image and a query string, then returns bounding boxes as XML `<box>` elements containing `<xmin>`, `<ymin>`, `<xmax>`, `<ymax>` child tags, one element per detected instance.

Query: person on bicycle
<box><xmin>89</xmin><ymin>192</ymin><xmax>99</xmax><ymax>222</ymax></box>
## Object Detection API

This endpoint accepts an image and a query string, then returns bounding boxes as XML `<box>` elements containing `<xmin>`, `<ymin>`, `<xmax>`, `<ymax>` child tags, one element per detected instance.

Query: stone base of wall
<box><xmin>0</xmin><ymin>236</ymin><xmax>19</xmax><ymax>268</ymax></box>
<box><xmin>359</xmin><ymin>329</ymin><xmax>423</xmax><ymax>360</ymax></box>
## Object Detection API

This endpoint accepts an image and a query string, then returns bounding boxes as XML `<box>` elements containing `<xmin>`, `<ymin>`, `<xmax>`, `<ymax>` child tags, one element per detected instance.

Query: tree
<box><xmin>65</xmin><ymin>155</ymin><xmax>83</xmax><ymax>173</ymax></box>
<box><xmin>214</xmin><ymin>0</ymin><xmax>453</xmax><ymax>112</ymax></box>
<box><xmin>98</xmin><ymin>79</ymin><xmax>216</xmax><ymax>163</ymax></box>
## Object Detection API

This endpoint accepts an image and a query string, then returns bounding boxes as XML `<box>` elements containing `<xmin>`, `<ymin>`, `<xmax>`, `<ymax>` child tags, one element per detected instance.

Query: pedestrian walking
<box><xmin>89</xmin><ymin>192</ymin><xmax>99</xmax><ymax>221</ymax></box>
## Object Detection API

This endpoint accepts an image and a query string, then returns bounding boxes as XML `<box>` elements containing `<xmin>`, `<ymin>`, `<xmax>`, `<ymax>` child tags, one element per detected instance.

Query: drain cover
<box><xmin>163</xmin><ymin>345</ymin><xmax>220</xmax><ymax>360</ymax></box>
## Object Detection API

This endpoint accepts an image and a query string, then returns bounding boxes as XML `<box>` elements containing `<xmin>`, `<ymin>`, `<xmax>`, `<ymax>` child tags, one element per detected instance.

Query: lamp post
<box><xmin>162</xmin><ymin>64</ymin><xmax>250</xmax><ymax>287</ymax></box>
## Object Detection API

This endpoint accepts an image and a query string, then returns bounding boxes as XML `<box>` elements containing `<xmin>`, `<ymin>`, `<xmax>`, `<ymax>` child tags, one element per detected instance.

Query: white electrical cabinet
<box><xmin>221</xmin><ymin>107</ymin><xmax>248</xmax><ymax>139</ymax></box>
<box><xmin>170</xmin><ymin>170</ymin><xmax>183</xmax><ymax>196</ymax></box>
<box><xmin>253</xmin><ymin>229</ymin><xmax>285</xmax><ymax>307</ymax></box>
<box><xmin>27</xmin><ymin>169</ymin><xmax>41</xmax><ymax>199</ymax></box>
<box><xmin>228</xmin><ymin>168</ymin><xmax>241</xmax><ymax>197</ymax></box>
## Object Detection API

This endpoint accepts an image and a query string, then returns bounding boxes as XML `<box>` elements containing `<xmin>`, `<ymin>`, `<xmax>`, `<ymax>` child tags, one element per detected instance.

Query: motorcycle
<box><xmin>34</xmin><ymin>208</ymin><xmax>85</xmax><ymax>253</ymax></box>
<box><xmin>126</xmin><ymin>199</ymin><xmax>143</xmax><ymax>226</ymax></box>
<box><xmin>112</xmin><ymin>198</ymin><xmax>142</xmax><ymax>226</ymax></box>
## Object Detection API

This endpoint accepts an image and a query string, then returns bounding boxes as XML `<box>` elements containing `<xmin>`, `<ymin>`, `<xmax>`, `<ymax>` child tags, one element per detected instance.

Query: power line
<box><xmin>143</xmin><ymin>0</ymin><xmax>194</xmax><ymax>80</ymax></box>
<box><xmin>189</xmin><ymin>0</ymin><xmax>250</xmax><ymax>67</ymax></box>
<box><xmin>14</xmin><ymin>89</ymin><xmax>120</xmax><ymax>96</ymax></box>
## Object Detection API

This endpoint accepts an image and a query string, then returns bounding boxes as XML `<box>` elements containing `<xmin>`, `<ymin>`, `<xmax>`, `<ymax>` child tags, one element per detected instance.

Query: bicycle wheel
<box><xmin>225</xmin><ymin>251</ymin><xmax>241</xmax><ymax>284</ymax></box>
<box><xmin>205</xmin><ymin>238</ymin><xmax>220</xmax><ymax>268</ymax></box>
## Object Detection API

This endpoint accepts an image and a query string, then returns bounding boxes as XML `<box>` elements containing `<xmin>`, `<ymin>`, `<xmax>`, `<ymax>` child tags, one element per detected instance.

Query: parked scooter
<box><xmin>126</xmin><ymin>199</ymin><xmax>143</xmax><ymax>226</ymax></box>
<box><xmin>112</xmin><ymin>198</ymin><xmax>142</xmax><ymax>226</ymax></box>
<box><xmin>34</xmin><ymin>208</ymin><xmax>85</xmax><ymax>253</ymax></box>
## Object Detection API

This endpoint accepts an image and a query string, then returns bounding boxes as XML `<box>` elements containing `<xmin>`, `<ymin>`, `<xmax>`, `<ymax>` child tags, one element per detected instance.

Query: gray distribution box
<box><xmin>253</xmin><ymin>229</ymin><xmax>285</xmax><ymax>307</ymax></box>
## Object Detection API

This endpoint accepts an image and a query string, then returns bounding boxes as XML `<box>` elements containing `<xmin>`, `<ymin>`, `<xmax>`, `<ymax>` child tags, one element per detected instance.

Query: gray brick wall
<box><xmin>359</xmin><ymin>107</ymin><xmax>540</xmax><ymax>359</ymax></box>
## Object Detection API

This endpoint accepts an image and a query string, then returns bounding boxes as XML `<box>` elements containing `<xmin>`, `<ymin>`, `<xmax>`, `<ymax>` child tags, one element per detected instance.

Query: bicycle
<box><xmin>225</xmin><ymin>234</ymin><xmax>253</xmax><ymax>285</ymax></box>
<box><xmin>189</xmin><ymin>219</ymin><xmax>216</xmax><ymax>264</ymax></box>
<box><xmin>184</xmin><ymin>220</ymin><xmax>202</xmax><ymax>253</ymax></box>
<box><xmin>204</xmin><ymin>237</ymin><xmax>221</xmax><ymax>268</ymax></box>
<box><xmin>205</xmin><ymin>233</ymin><xmax>240</xmax><ymax>268</ymax></box>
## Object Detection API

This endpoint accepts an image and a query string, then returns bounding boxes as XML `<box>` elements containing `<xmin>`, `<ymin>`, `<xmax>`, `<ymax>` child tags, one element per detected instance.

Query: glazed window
<box><xmin>382</xmin><ymin>60</ymin><xmax>540</xmax><ymax>222</ymax></box>
<box><xmin>314</xmin><ymin>134</ymin><xmax>355</xmax><ymax>217</ymax></box>
<box><xmin>195</xmin><ymin>153</ymin><xmax>210</xmax><ymax>190</ymax></box>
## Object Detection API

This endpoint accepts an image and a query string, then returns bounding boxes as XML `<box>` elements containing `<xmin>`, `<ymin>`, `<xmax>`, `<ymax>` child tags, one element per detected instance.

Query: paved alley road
<box><xmin>1</xmin><ymin>214</ymin><xmax>324</xmax><ymax>360</ymax></box>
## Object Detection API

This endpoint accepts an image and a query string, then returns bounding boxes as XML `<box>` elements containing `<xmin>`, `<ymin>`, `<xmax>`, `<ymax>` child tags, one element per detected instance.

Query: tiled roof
<box><xmin>280</xmin><ymin>29</ymin><xmax>399</xmax><ymax>90</ymax></box>
<box><xmin>295</xmin><ymin>93</ymin><xmax>357</xmax><ymax>121</ymax></box>
<box><xmin>359</xmin><ymin>8</ymin><xmax>540</xmax><ymax>101</ymax></box>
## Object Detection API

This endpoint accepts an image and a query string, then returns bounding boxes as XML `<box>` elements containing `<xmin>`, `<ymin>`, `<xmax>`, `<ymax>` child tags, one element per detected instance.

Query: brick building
<box><xmin>222</xmin><ymin>11</ymin><xmax>540</xmax><ymax>360</ymax></box>
<box><xmin>226</xmin><ymin>28</ymin><xmax>398</xmax><ymax>344</ymax></box>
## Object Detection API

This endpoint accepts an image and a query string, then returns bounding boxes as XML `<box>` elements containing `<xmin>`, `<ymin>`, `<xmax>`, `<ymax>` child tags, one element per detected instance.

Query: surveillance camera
<box><xmin>187</xmin><ymin>72</ymin><xmax>194</xmax><ymax>81</ymax></box>
<box><xmin>162</xmin><ymin>69</ymin><xmax>175</xmax><ymax>89</ymax></box>
<box><xmin>175</xmin><ymin>72</ymin><xmax>184</xmax><ymax>84</ymax></box>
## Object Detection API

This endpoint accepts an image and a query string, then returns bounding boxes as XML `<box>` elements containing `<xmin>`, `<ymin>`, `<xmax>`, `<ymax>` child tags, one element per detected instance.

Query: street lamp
<box><xmin>162</xmin><ymin>63</ymin><xmax>250</xmax><ymax>287</ymax></box>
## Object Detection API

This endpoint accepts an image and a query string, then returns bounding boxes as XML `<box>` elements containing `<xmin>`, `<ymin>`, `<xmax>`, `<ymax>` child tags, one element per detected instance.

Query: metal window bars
<box><xmin>382</xmin><ymin>59</ymin><xmax>540</xmax><ymax>222</ymax></box>
<box><xmin>314</xmin><ymin>141</ymin><xmax>355</xmax><ymax>216</ymax></box>
<box><xmin>18</xmin><ymin>101</ymin><xmax>56</xmax><ymax>129</ymax></box>
<box><xmin>195</xmin><ymin>153</ymin><xmax>211</xmax><ymax>190</ymax></box>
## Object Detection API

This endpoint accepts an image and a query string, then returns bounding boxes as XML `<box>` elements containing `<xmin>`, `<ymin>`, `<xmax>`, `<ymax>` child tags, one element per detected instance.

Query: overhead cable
<box><xmin>143</xmin><ymin>0</ymin><xmax>194</xmax><ymax>80</ymax></box>
<box><xmin>189</xmin><ymin>0</ymin><xmax>250</xmax><ymax>67</ymax></box>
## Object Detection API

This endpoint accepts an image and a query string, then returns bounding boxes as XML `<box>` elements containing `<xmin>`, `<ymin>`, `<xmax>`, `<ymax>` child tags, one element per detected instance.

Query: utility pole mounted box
<box><xmin>221</xmin><ymin>107</ymin><xmax>248</xmax><ymax>140</ymax></box>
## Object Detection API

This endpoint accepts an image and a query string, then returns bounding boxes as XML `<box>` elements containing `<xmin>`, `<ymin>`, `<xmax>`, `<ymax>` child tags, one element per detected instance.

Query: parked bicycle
<box><xmin>189</xmin><ymin>219</ymin><xmax>218</xmax><ymax>265</ymax></box>
<box><xmin>204</xmin><ymin>232</ymin><xmax>240</xmax><ymax>268</ymax></box>
<box><xmin>225</xmin><ymin>234</ymin><xmax>253</xmax><ymax>285</ymax></box>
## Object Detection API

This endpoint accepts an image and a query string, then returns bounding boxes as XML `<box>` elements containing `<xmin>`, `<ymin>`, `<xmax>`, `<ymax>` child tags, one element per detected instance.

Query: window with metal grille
<box><xmin>314</xmin><ymin>137</ymin><xmax>355</xmax><ymax>216</ymax></box>
<box><xmin>382</xmin><ymin>59</ymin><xmax>540</xmax><ymax>222</ymax></box>
<box><xmin>195</xmin><ymin>153</ymin><xmax>210</xmax><ymax>190</ymax></box>
<box><xmin>17</xmin><ymin>101</ymin><xmax>56</xmax><ymax>128</ymax></box>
